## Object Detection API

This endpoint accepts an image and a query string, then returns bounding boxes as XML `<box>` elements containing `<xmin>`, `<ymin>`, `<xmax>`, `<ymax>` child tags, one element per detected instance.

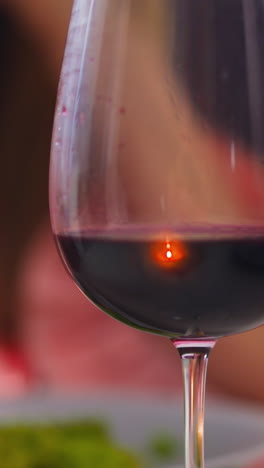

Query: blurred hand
<box><xmin>18</xmin><ymin>224</ymin><xmax>181</xmax><ymax>392</ymax></box>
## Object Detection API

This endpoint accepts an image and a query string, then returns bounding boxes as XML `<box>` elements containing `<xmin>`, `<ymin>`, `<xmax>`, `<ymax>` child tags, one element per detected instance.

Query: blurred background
<box><xmin>0</xmin><ymin>6</ymin><xmax>53</xmax><ymax>340</ymax></box>
<box><xmin>0</xmin><ymin>0</ymin><xmax>263</xmax><ymax>406</ymax></box>
<box><xmin>0</xmin><ymin>3</ymin><xmax>263</xmax><ymax>467</ymax></box>
<box><xmin>0</xmin><ymin>0</ymin><xmax>72</xmax><ymax>393</ymax></box>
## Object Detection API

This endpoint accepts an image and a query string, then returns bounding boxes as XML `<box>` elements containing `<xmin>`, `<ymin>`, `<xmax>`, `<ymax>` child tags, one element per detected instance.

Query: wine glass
<box><xmin>50</xmin><ymin>0</ymin><xmax>264</xmax><ymax>466</ymax></box>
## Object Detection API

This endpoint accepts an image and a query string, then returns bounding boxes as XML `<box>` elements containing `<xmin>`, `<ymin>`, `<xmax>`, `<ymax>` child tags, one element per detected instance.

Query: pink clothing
<box><xmin>18</xmin><ymin>225</ymin><xmax>182</xmax><ymax>392</ymax></box>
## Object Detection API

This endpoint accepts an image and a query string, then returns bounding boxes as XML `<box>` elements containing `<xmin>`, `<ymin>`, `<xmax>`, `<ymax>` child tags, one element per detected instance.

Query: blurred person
<box><xmin>1</xmin><ymin>0</ymin><xmax>264</xmax><ymax>404</ymax></box>
<box><xmin>2</xmin><ymin>0</ymin><xmax>183</xmax><ymax>393</ymax></box>
<box><xmin>0</xmin><ymin>3</ymin><xmax>57</xmax><ymax>394</ymax></box>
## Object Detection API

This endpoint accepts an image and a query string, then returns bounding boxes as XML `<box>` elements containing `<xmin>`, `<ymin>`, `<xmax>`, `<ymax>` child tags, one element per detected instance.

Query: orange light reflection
<box><xmin>151</xmin><ymin>239</ymin><xmax>187</xmax><ymax>268</ymax></box>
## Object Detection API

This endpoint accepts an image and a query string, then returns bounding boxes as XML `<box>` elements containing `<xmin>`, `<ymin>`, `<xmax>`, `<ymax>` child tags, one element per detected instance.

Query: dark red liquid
<box><xmin>56</xmin><ymin>234</ymin><xmax>264</xmax><ymax>339</ymax></box>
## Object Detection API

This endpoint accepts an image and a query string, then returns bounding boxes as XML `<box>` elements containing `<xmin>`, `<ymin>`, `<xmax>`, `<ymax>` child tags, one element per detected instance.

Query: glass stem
<box><xmin>173</xmin><ymin>341</ymin><xmax>215</xmax><ymax>468</ymax></box>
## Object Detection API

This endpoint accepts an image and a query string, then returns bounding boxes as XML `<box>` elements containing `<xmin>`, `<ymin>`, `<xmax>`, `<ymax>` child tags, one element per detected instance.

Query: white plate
<box><xmin>0</xmin><ymin>392</ymin><xmax>264</xmax><ymax>467</ymax></box>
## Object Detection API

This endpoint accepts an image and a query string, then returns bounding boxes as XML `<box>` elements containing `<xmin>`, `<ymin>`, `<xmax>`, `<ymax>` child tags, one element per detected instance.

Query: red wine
<box><xmin>56</xmin><ymin>232</ymin><xmax>264</xmax><ymax>339</ymax></box>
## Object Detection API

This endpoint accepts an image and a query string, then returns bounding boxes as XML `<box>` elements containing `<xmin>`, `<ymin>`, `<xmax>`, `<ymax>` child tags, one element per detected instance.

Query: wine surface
<box><xmin>56</xmin><ymin>233</ymin><xmax>264</xmax><ymax>339</ymax></box>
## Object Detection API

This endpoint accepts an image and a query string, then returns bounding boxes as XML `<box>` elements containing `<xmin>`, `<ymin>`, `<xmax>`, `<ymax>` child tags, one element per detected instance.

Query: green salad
<box><xmin>0</xmin><ymin>421</ymin><xmax>143</xmax><ymax>468</ymax></box>
<box><xmin>0</xmin><ymin>420</ymin><xmax>181</xmax><ymax>467</ymax></box>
